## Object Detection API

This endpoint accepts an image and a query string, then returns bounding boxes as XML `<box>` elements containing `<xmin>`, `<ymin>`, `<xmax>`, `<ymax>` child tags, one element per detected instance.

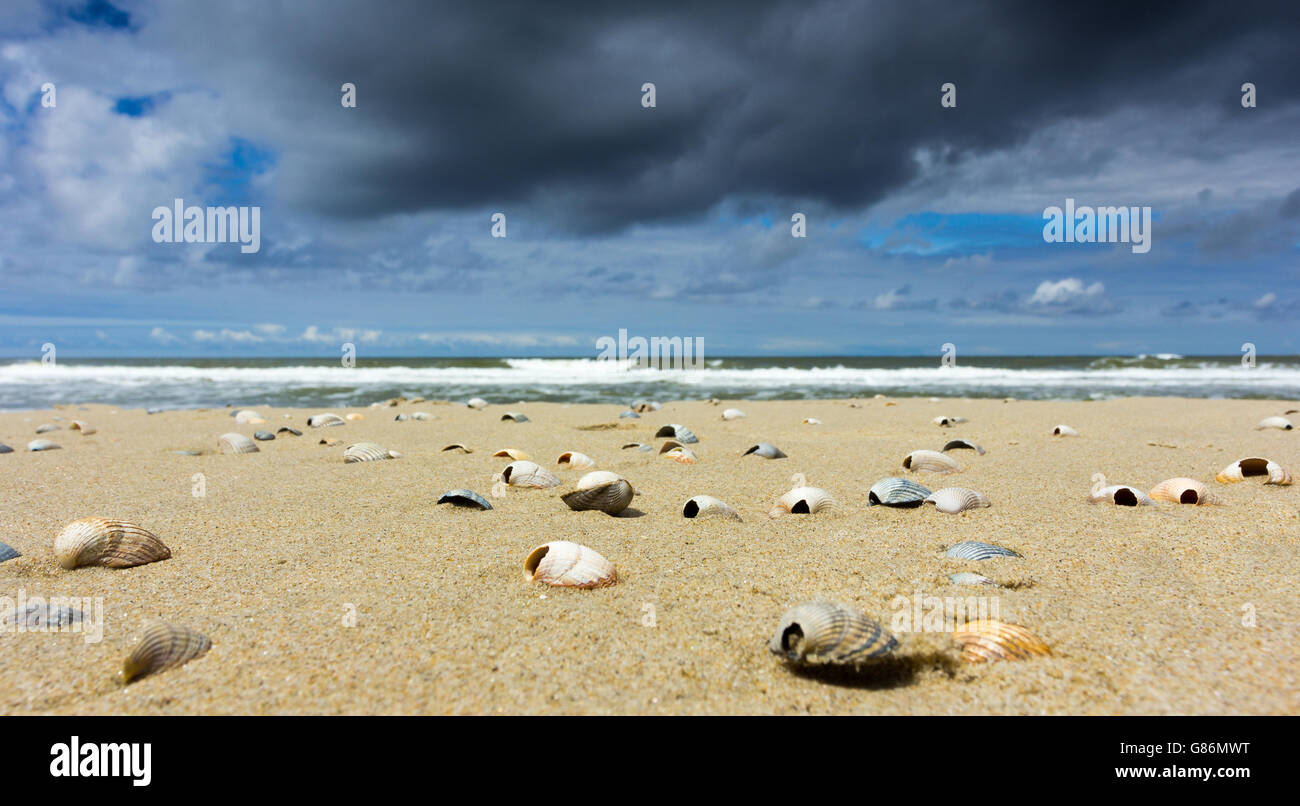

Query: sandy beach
<box><xmin>1</xmin><ymin>396</ymin><xmax>1297</xmax><ymax>715</ymax></box>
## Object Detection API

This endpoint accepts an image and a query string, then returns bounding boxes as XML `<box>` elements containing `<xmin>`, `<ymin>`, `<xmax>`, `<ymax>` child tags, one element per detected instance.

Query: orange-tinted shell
<box><xmin>952</xmin><ymin>619</ymin><xmax>1051</xmax><ymax>662</ymax></box>
<box><xmin>1149</xmin><ymin>477</ymin><xmax>1214</xmax><ymax>505</ymax></box>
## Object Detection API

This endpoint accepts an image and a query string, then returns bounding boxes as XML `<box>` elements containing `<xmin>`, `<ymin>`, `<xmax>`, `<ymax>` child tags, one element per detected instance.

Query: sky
<box><xmin>0</xmin><ymin>0</ymin><xmax>1298</xmax><ymax>358</ymax></box>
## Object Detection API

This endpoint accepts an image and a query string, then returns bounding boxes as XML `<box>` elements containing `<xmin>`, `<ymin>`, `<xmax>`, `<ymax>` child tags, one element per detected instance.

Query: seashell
<box><xmin>556</xmin><ymin>451</ymin><xmax>597</xmax><ymax>470</ymax></box>
<box><xmin>924</xmin><ymin>487</ymin><xmax>991</xmax><ymax>514</ymax></box>
<box><xmin>661</xmin><ymin>446</ymin><xmax>698</xmax><ymax>464</ymax></box>
<box><xmin>343</xmin><ymin>442</ymin><xmax>397</xmax><ymax>463</ymax></box>
<box><xmin>172</xmin><ymin>449</ymin><xmax>202</xmax><ymax>456</ymax></box>
<box><xmin>767</xmin><ymin>486</ymin><xmax>837</xmax><ymax>517</ymax></box>
<box><xmin>768</xmin><ymin>602</ymin><xmax>897</xmax><ymax>666</ymax></box>
<box><xmin>802</xmin><ymin>417</ymin><xmax>822</xmax><ymax>425</ymax></box>
<box><xmin>319</xmin><ymin>437</ymin><xmax>342</xmax><ymax>446</ymax></box>
<box><xmin>218</xmin><ymin>432</ymin><xmax>259</xmax><ymax>454</ymax></box>
<box><xmin>27</xmin><ymin>439</ymin><xmax>61</xmax><ymax>451</ymax></box>
<box><xmin>467</xmin><ymin>397</ymin><xmax>488</xmax><ymax>410</ymax></box>
<box><xmin>253</xmin><ymin>430</ymin><xmax>275</xmax><ymax>441</ymax></box>
<box><xmin>35</xmin><ymin>424</ymin><xmax>59</xmax><ymax>433</ymax></box>
<box><xmin>436</xmin><ymin>489</ymin><xmax>492</xmax><ymax>510</ymax></box>
<box><xmin>1088</xmin><ymin>485</ymin><xmax>1154</xmax><ymax>506</ymax></box>
<box><xmin>146</xmin><ymin>408</ymin><xmax>162</xmax><ymax>414</ymax></box>
<box><xmin>743</xmin><ymin>442</ymin><xmax>787</xmax><ymax>459</ymax></box>
<box><xmin>70</xmin><ymin>420</ymin><xmax>96</xmax><ymax>435</ymax></box>
<box><xmin>442</xmin><ymin>443</ymin><xmax>473</xmax><ymax>454</ymax></box>
<box><xmin>523</xmin><ymin>541</ymin><xmax>616</xmax><ymax>588</ymax></box>
<box><xmin>0</xmin><ymin>443</ymin><xmax>12</xmax><ymax>453</ymax></box>
<box><xmin>1149</xmin><ymin>477</ymin><xmax>1214</xmax><ymax>505</ymax></box>
<box><xmin>653</xmin><ymin>424</ymin><xmax>698</xmax><ymax>443</ymax></box>
<box><xmin>277</xmin><ymin>427</ymin><xmax>302</xmax><ymax>436</ymax></box>
<box><xmin>884</xmin><ymin>401</ymin><xmax>896</xmax><ymax>407</ymax></box>
<box><xmin>632</xmin><ymin>400</ymin><xmax>661</xmax><ymax>413</ymax></box>
<box><xmin>394</xmin><ymin>413</ymin><xmax>411</xmax><ymax>421</ymax></box>
<box><xmin>501</xmin><ymin>412</ymin><xmax>530</xmax><ymax>423</ymax></box>
<box><xmin>1257</xmin><ymin>416</ymin><xmax>1293</xmax><ymax>431</ymax></box>
<box><xmin>941</xmin><ymin>439</ymin><xmax>985</xmax><ymax>455</ymax></box>
<box><xmin>492</xmin><ymin>448</ymin><xmax>529</xmax><ymax>460</ymax></box>
<box><xmin>658</xmin><ymin>440</ymin><xmax>684</xmax><ymax>453</ymax></box>
<box><xmin>411</xmin><ymin>412</ymin><xmax>433</xmax><ymax>421</ymax></box>
<box><xmin>1051</xmin><ymin>424</ymin><xmax>1079</xmax><ymax>437</ymax></box>
<box><xmin>682</xmin><ymin>495</ymin><xmax>742</xmax><ymax>521</ymax></box>
<box><xmin>867</xmin><ymin>477</ymin><xmax>931</xmax><ymax>507</ymax></box>
<box><xmin>1216</xmin><ymin>457</ymin><xmax>1292</xmax><ymax>485</ymax></box>
<box><xmin>120</xmin><ymin>622</ymin><xmax>212</xmax><ymax>684</ymax></box>
<box><xmin>932</xmin><ymin>416</ymin><xmax>966</xmax><ymax>427</ymax></box>
<box><xmin>345</xmin><ymin>413</ymin><xmax>364</xmax><ymax>421</ymax></box>
<box><xmin>308</xmin><ymin>413</ymin><xmax>345</xmax><ymax>428</ymax></box>
<box><xmin>5</xmin><ymin>601</ymin><xmax>83</xmax><ymax>630</ymax></box>
<box><xmin>561</xmin><ymin>471</ymin><xmax>634</xmax><ymax>515</ymax></box>
<box><xmin>622</xmin><ymin>442</ymin><xmax>652</xmax><ymax>451</ymax></box>
<box><xmin>502</xmin><ymin>460</ymin><xmax>561</xmax><ymax>488</ymax></box>
<box><xmin>618</xmin><ymin>410</ymin><xmax>640</xmax><ymax>419</ymax></box>
<box><xmin>233</xmin><ymin>410</ymin><xmax>262</xmax><ymax>424</ymax></box>
<box><xmin>952</xmin><ymin>619</ymin><xmax>1050</xmax><ymax>663</ymax></box>
<box><xmin>0</xmin><ymin>541</ymin><xmax>20</xmax><ymax>564</ymax></box>
<box><xmin>947</xmin><ymin>572</ymin><xmax>998</xmax><ymax>587</ymax></box>
<box><xmin>902</xmin><ymin>449</ymin><xmax>963</xmax><ymax>474</ymax></box>
<box><xmin>944</xmin><ymin>541</ymin><xmax>1020</xmax><ymax>561</ymax></box>
<box><xmin>54</xmin><ymin>518</ymin><xmax>171</xmax><ymax>569</ymax></box>
<box><xmin>722</xmin><ymin>408</ymin><xmax>747</xmax><ymax>420</ymax></box>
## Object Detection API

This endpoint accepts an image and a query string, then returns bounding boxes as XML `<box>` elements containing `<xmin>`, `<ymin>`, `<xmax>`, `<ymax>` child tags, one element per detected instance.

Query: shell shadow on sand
<box><xmin>786</xmin><ymin>650</ymin><xmax>959</xmax><ymax>690</ymax></box>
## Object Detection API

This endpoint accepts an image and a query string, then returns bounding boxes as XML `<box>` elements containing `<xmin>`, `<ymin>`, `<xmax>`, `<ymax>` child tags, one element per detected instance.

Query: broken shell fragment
<box><xmin>70</xmin><ymin>420</ymin><xmax>96</xmax><ymax>435</ymax></box>
<box><xmin>867</xmin><ymin>477</ymin><xmax>932</xmax><ymax>507</ymax></box>
<box><xmin>523</xmin><ymin>541</ymin><xmax>616</xmax><ymax>588</ymax></box>
<box><xmin>941</xmin><ymin>439</ymin><xmax>985</xmax><ymax>455</ymax></box>
<box><xmin>556</xmin><ymin>451</ymin><xmax>597</xmax><ymax>470</ymax></box>
<box><xmin>27</xmin><ymin>439</ymin><xmax>61</xmax><ymax>451</ymax></box>
<box><xmin>54</xmin><ymin>518</ymin><xmax>171</xmax><ymax>570</ymax></box>
<box><xmin>343</xmin><ymin>442</ymin><xmax>398</xmax><ymax>463</ymax></box>
<box><xmin>944</xmin><ymin>541</ymin><xmax>1020</xmax><ymax>561</ymax></box>
<box><xmin>467</xmin><ymin>397</ymin><xmax>488</xmax><ymax>410</ymax></box>
<box><xmin>120</xmin><ymin>622</ymin><xmax>212</xmax><ymax>684</ymax></box>
<box><xmin>561</xmin><ymin>471</ymin><xmax>634</xmax><ymax>515</ymax></box>
<box><xmin>1149</xmin><ymin>477</ymin><xmax>1214</xmax><ymax>505</ymax></box>
<box><xmin>654</xmin><ymin>424</ymin><xmax>698</xmax><ymax>443</ymax></box>
<box><xmin>0</xmin><ymin>541</ymin><xmax>20</xmax><ymax>564</ymax></box>
<box><xmin>768</xmin><ymin>486</ymin><xmax>837</xmax><ymax>517</ymax></box>
<box><xmin>682</xmin><ymin>495</ymin><xmax>742</xmax><ymax>521</ymax></box>
<box><xmin>923</xmin><ymin>487</ymin><xmax>991</xmax><ymax>514</ymax></box>
<box><xmin>661</xmin><ymin>446</ymin><xmax>698</xmax><ymax>464</ymax></box>
<box><xmin>491</xmin><ymin>448</ymin><xmax>529</xmax><ymax>460</ymax></box>
<box><xmin>952</xmin><ymin>619</ymin><xmax>1050</xmax><ymax>663</ymax></box>
<box><xmin>1088</xmin><ymin>485</ymin><xmax>1155</xmax><ymax>506</ymax></box>
<box><xmin>1216</xmin><ymin>458</ymin><xmax>1292</xmax><ymax>485</ymax></box>
<box><xmin>902</xmin><ymin>449</ymin><xmax>963</xmax><ymax>474</ymax></box>
<box><xmin>308</xmin><ymin>413</ymin><xmax>345</xmax><ymax>428</ymax></box>
<box><xmin>743</xmin><ymin>442</ymin><xmax>787</xmax><ymax>459</ymax></box>
<box><xmin>502</xmin><ymin>460</ymin><xmax>561</xmax><ymax>488</ymax></box>
<box><xmin>218</xmin><ymin>432</ymin><xmax>259</xmax><ymax>454</ymax></box>
<box><xmin>501</xmin><ymin>412</ymin><xmax>530</xmax><ymax>423</ymax></box>
<box><xmin>442</xmin><ymin>443</ymin><xmax>473</xmax><ymax>454</ymax></box>
<box><xmin>436</xmin><ymin>489</ymin><xmax>492</xmax><ymax>510</ymax></box>
<box><xmin>1051</xmin><ymin>424</ymin><xmax>1079</xmax><ymax>437</ymax></box>
<box><xmin>721</xmin><ymin>408</ymin><xmax>747</xmax><ymax>420</ymax></box>
<box><xmin>768</xmin><ymin>602</ymin><xmax>897</xmax><ymax>666</ymax></box>
<box><xmin>1257</xmin><ymin>416</ymin><xmax>1293</xmax><ymax>431</ymax></box>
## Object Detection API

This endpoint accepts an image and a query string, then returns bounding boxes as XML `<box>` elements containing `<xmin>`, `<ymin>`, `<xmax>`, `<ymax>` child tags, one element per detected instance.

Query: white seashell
<box><xmin>1051</xmin><ymin>424</ymin><xmax>1079</xmax><ymax>437</ymax></box>
<box><xmin>948</xmin><ymin>572</ymin><xmax>999</xmax><ymax>587</ymax></box>
<box><xmin>218</xmin><ymin>433</ymin><xmax>259</xmax><ymax>454</ymax></box>
<box><xmin>743</xmin><ymin>443</ymin><xmax>787</xmax><ymax>459</ymax></box>
<box><xmin>233</xmin><ymin>410</ymin><xmax>262</xmax><ymax>424</ymax></box>
<box><xmin>27</xmin><ymin>439</ymin><xmax>61</xmax><ymax>451</ymax></box>
<box><xmin>1216</xmin><ymin>458</ymin><xmax>1292</xmax><ymax>485</ymax></box>
<box><xmin>35</xmin><ymin>424</ymin><xmax>59</xmax><ymax>434</ymax></box>
<box><xmin>442</xmin><ymin>443</ymin><xmax>473</xmax><ymax>453</ymax></box>
<box><xmin>654</xmin><ymin>424</ymin><xmax>698</xmax><ymax>443</ymax></box>
<box><xmin>721</xmin><ymin>408</ymin><xmax>747</xmax><ymax>420</ymax></box>
<box><xmin>902</xmin><ymin>449</ymin><xmax>963</xmax><ymax>474</ymax></box>
<box><xmin>1257</xmin><ymin>416</ymin><xmax>1294</xmax><ymax>431</ymax></box>
<box><xmin>802</xmin><ymin>417</ymin><xmax>822</xmax><ymax>425</ymax></box>
<box><xmin>682</xmin><ymin>495</ymin><xmax>742</xmax><ymax>521</ymax></box>
<box><xmin>467</xmin><ymin>397</ymin><xmax>488</xmax><ymax>410</ymax></box>
<box><xmin>501</xmin><ymin>411</ymin><xmax>530</xmax><ymax>423</ymax></box>
<box><xmin>556</xmin><ymin>451</ymin><xmax>596</xmax><ymax>470</ymax></box>
<box><xmin>308</xmin><ymin>413</ymin><xmax>345</xmax><ymax>428</ymax></box>
<box><xmin>661</xmin><ymin>446</ymin><xmax>697</xmax><ymax>464</ymax></box>
<box><xmin>1088</xmin><ymin>485</ymin><xmax>1154</xmax><ymax>506</ymax></box>
<box><xmin>70</xmin><ymin>420</ymin><xmax>96</xmax><ymax>435</ymax></box>
<box><xmin>767</xmin><ymin>486</ymin><xmax>837</xmax><ymax>517</ymax></box>
<box><xmin>492</xmin><ymin>448</ymin><xmax>529</xmax><ymax>460</ymax></box>
<box><xmin>923</xmin><ymin>487</ymin><xmax>990</xmax><ymax>514</ymax></box>
<box><xmin>411</xmin><ymin>411</ymin><xmax>433</xmax><ymax>421</ymax></box>
<box><xmin>932</xmin><ymin>416</ymin><xmax>966</xmax><ymax>427</ymax></box>
<box><xmin>343</xmin><ymin>442</ymin><xmax>397</xmax><ymax>462</ymax></box>
<box><xmin>502</xmin><ymin>460</ymin><xmax>561</xmax><ymax>488</ymax></box>
<box><xmin>523</xmin><ymin>541</ymin><xmax>616</xmax><ymax>588</ymax></box>
<box><xmin>941</xmin><ymin>439</ymin><xmax>985</xmax><ymax>455</ymax></box>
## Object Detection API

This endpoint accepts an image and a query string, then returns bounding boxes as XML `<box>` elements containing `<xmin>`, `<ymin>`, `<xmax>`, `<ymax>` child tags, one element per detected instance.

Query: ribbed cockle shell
<box><xmin>902</xmin><ymin>449</ymin><xmax>963</xmax><ymax>474</ymax></box>
<box><xmin>1088</xmin><ymin>485</ymin><xmax>1154</xmax><ymax>506</ymax></box>
<box><xmin>682</xmin><ymin>495</ymin><xmax>742</xmax><ymax>521</ymax></box>
<box><xmin>523</xmin><ymin>541</ymin><xmax>616</xmax><ymax>588</ymax></box>
<box><xmin>54</xmin><ymin>518</ymin><xmax>171</xmax><ymax>570</ymax></box>
<box><xmin>1216</xmin><ymin>458</ymin><xmax>1292</xmax><ymax>485</ymax></box>
<box><xmin>502</xmin><ymin>460</ymin><xmax>561</xmax><ymax>488</ymax></box>
<box><xmin>767</xmin><ymin>486</ymin><xmax>837</xmax><ymax>517</ymax></box>
<box><xmin>1149</xmin><ymin>477</ymin><xmax>1214</xmax><ymax>505</ymax></box>
<box><xmin>556</xmin><ymin>451</ymin><xmax>597</xmax><ymax>469</ymax></box>
<box><xmin>120</xmin><ymin>622</ymin><xmax>212</xmax><ymax>684</ymax></box>
<box><xmin>218</xmin><ymin>432</ymin><xmax>259</xmax><ymax>454</ymax></box>
<box><xmin>561</xmin><ymin>471</ymin><xmax>633</xmax><ymax>515</ymax></box>
<box><xmin>952</xmin><ymin>619</ymin><xmax>1050</xmax><ymax>663</ymax></box>
<box><xmin>923</xmin><ymin>488</ymin><xmax>991</xmax><ymax>514</ymax></box>
<box><xmin>769</xmin><ymin>602</ymin><xmax>897</xmax><ymax>666</ymax></box>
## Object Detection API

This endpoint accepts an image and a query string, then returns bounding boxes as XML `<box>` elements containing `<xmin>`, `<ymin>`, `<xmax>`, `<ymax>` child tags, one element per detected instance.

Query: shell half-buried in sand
<box><xmin>561</xmin><ymin>471</ymin><xmax>634</xmax><ymax>515</ymax></box>
<box><xmin>1051</xmin><ymin>424</ymin><xmax>1079</xmax><ymax>437</ymax></box>
<box><xmin>218</xmin><ymin>432</ymin><xmax>258</xmax><ymax>454</ymax></box>
<box><xmin>492</xmin><ymin>448</ymin><xmax>529</xmax><ymax>460</ymax></box>
<box><xmin>743</xmin><ymin>442</ymin><xmax>786</xmax><ymax>459</ymax></box>
<box><xmin>1088</xmin><ymin>484</ymin><xmax>1155</xmax><ymax>506</ymax></box>
<box><xmin>1149</xmin><ymin>477</ymin><xmax>1215</xmax><ymax>505</ymax></box>
<box><xmin>924</xmin><ymin>487</ymin><xmax>991</xmax><ymax>514</ymax></box>
<box><xmin>932</xmin><ymin>416</ymin><xmax>966</xmax><ymax>427</ymax></box>
<box><xmin>682</xmin><ymin>495</ymin><xmax>742</xmax><ymax>521</ymax></box>
<box><xmin>942</xmin><ymin>439</ymin><xmax>985</xmax><ymax>455</ymax></box>
<box><xmin>1256</xmin><ymin>416</ymin><xmax>1293</xmax><ymax>430</ymax></box>
<box><xmin>442</xmin><ymin>443</ymin><xmax>473</xmax><ymax>453</ymax></box>
<box><xmin>27</xmin><ymin>439</ymin><xmax>60</xmax><ymax>451</ymax></box>
<box><xmin>1216</xmin><ymin>458</ymin><xmax>1292</xmax><ymax>485</ymax></box>
<box><xmin>70</xmin><ymin>420</ymin><xmax>96</xmax><ymax>435</ymax></box>
<box><xmin>523</xmin><ymin>541</ymin><xmax>616</xmax><ymax>588</ymax></box>
<box><xmin>653</xmin><ymin>424</ymin><xmax>698</xmax><ymax>443</ymax></box>
<box><xmin>120</xmin><ymin>622</ymin><xmax>212</xmax><ymax>684</ymax></box>
<box><xmin>0</xmin><ymin>541</ymin><xmax>20</xmax><ymax>564</ymax></box>
<box><xmin>308</xmin><ymin>413</ymin><xmax>345</xmax><ymax>428</ymax></box>
<box><xmin>661</xmin><ymin>446</ymin><xmax>698</xmax><ymax>464</ymax></box>
<box><xmin>436</xmin><ymin>489</ymin><xmax>492</xmax><ymax>510</ymax></box>
<box><xmin>767</xmin><ymin>486</ymin><xmax>836</xmax><ymax>517</ymax></box>
<box><xmin>556</xmin><ymin>451</ymin><xmax>597</xmax><ymax>470</ymax></box>
<box><xmin>868</xmin><ymin>477</ymin><xmax>931</xmax><ymax>507</ymax></box>
<box><xmin>769</xmin><ymin>602</ymin><xmax>897</xmax><ymax>667</ymax></box>
<box><xmin>54</xmin><ymin>518</ymin><xmax>171</xmax><ymax>570</ymax></box>
<box><xmin>501</xmin><ymin>412</ymin><xmax>530</xmax><ymax>423</ymax></box>
<box><xmin>502</xmin><ymin>460</ymin><xmax>561</xmax><ymax>488</ymax></box>
<box><xmin>952</xmin><ymin>619</ymin><xmax>1050</xmax><ymax>663</ymax></box>
<box><xmin>343</xmin><ymin>442</ymin><xmax>399</xmax><ymax>463</ymax></box>
<box><xmin>944</xmin><ymin>541</ymin><xmax>1020</xmax><ymax>561</ymax></box>
<box><xmin>902</xmin><ymin>449</ymin><xmax>963</xmax><ymax>474</ymax></box>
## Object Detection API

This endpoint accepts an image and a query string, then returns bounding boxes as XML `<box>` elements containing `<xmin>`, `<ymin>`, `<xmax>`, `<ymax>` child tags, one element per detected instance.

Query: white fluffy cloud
<box><xmin>1027</xmin><ymin>278</ymin><xmax>1106</xmax><ymax>306</ymax></box>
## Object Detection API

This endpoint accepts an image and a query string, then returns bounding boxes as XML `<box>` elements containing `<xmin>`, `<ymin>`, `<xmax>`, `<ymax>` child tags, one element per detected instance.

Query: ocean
<box><xmin>1</xmin><ymin>355</ymin><xmax>1297</xmax><ymax>411</ymax></box>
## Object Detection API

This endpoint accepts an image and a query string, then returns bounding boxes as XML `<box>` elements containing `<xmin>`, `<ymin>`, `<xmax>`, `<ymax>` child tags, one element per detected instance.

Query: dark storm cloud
<box><xmin>165</xmin><ymin>0</ymin><xmax>1300</xmax><ymax>233</ymax></box>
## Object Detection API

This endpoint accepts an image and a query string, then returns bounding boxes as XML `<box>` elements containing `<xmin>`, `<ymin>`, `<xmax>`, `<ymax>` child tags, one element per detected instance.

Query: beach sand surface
<box><xmin>1</xmin><ymin>397</ymin><xmax>1297</xmax><ymax>715</ymax></box>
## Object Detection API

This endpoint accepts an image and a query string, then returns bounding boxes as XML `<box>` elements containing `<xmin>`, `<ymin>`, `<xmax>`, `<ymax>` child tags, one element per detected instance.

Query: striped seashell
<box><xmin>218</xmin><ymin>432</ymin><xmax>259</xmax><ymax>454</ymax></box>
<box><xmin>632</xmin><ymin>400</ymin><xmax>661</xmax><ymax>413</ymax></box>
<box><xmin>1149</xmin><ymin>477</ymin><xmax>1214</xmax><ymax>505</ymax></box>
<box><xmin>924</xmin><ymin>487</ymin><xmax>991</xmax><ymax>514</ymax></box>
<box><xmin>654</xmin><ymin>424</ymin><xmax>698</xmax><ymax>443</ymax></box>
<box><xmin>492</xmin><ymin>448</ymin><xmax>529</xmax><ymax>460</ymax></box>
<box><xmin>467</xmin><ymin>397</ymin><xmax>488</xmax><ymax>410</ymax></box>
<box><xmin>1051</xmin><ymin>424</ymin><xmax>1079</xmax><ymax>437</ymax></box>
<box><xmin>947</xmin><ymin>572</ymin><xmax>998</xmax><ymax>587</ymax></box>
<box><xmin>34</xmin><ymin>424</ymin><xmax>59</xmax><ymax>434</ymax></box>
<box><xmin>343</xmin><ymin>442</ymin><xmax>397</xmax><ymax>463</ymax></box>
<box><xmin>802</xmin><ymin>417</ymin><xmax>823</xmax><ymax>425</ymax></box>
<box><xmin>1257</xmin><ymin>416</ymin><xmax>1293</xmax><ymax>431</ymax></box>
<box><xmin>768</xmin><ymin>486</ymin><xmax>837</xmax><ymax>517</ymax></box>
<box><xmin>27</xmin><ymin>439</ymin><xmax>61</xmax><ymax>451</ymax></box>
<box><xmin>523</xmin><ymin>541</ymin><xmax>616</xmax><ymax>588</ymax></box>
<box><xmin>345</xmin><ymin>413</ymin><xmax>364</xmax><ymax>421</ymax></box>
<box><xmin>253</xmin><ymin>430</ymin><xmax>275</xmax><ymax>441</ymax></box>
<box><xmin>868</xmin><ymin>477</ymin><xmax>932</xmax><ymax>507</ymax></box>
<box><xmin>502</xmin><ymin>460</ymin><xmax>561</xmax><ymax>488</ymax></box>
<box><xmin>1088</xmin><ymin>485</ymin><xmax>1154</xmax><ymax>506</ymax></box>
<box><xmin>662</xmin><ymin>446</ymin><xmax>698</xmax><ymax>464</ymax></box>
<box><xmin>277</xmin><ymin>427</ymin><xmax>302</xmax><ymax>436</ymax></box>
<box><xmin>54</xmin><ymin>518</ymin><xmax>171</xmax><ymax>569</ymax></box>
<box><xmin>556</xmin><ymin>451</ymin><xmax>597</xmax><ymax>470</ymax></box>
<box><xmin>769</xmin><ymin>602</ymin><xmax>897</xmax><ymax>666</ymax></box>
<box><xmin>436</xmin><ymin>489</ymin><xmax>492</xmax><ymax>510</ymax></box>
<box><xmin>743</xmin><ymin>442</ymin><xmax>787</xmax><ymax>459</ymax></box>
<box><xmin>942</xmin><ymin>439</ymin><xmax>985</xmax><ymax>455</ymax></box>
<box><xmin>120</xmin><ymin>622</ymin><xmax>212</xmax><ymax>684</ymax></box>
<box><xmin>1216</xmin><ymin>458</ymin><xmax>1292</xmax><ymax>485</ymax></box>
<box><xmin>952</xmin><ymin>619</ymin><xmax>1050</xmax><ymax>663</ymax></box>
<box><xmin>5</xmin><ymin>601</ymin><xmax>84</xmax><ymax>630</ymax></box>
<box><xmin>722</xmin><ymin>408</ymin><xmax>747</xmax><ymax>420</ymax></box>
<box><xmin>233</xmin><ymin>410</ymin><xmax>262</xmax><ymax>424</ymax></box>
<box><xmin>501</xmin><ymin>412</ymin><xmax>530</xmax><ymax>423</ymax></box>
<box><xmin>622</xmin><ymin>442</ymin><xmax>653</xmax><ymax>451</ymax></box>
<box><xmin>682</xmin><ymin>495</ymin><xmax>742</xmax><ymax>521</ymax></box>
<box><xmin>308</xmin><ymin>413</ymin><xmax>345</xmax><ymax>428</ymax></box>
<box><xmin>944</xmin><ymin>541</ymin><xmax>1020</xmax><ymax>561</ymax></box>
<box><xmin>561</xmin><ymin>471</ymin><xmax>634</xmax><ymax>515</ymax></box>
<box><xmin>70</xmin><ymin>420</ymin><xmax>96</xmax><ymax>435</ymax></box>
<box><xmin>932</xmin><ymin>416</ymin><xmax>966</xmax><ymax>427</ymax></box>
<box><xmin>618</xmin><ymin>410</ymin><xmax>640</xmax><ymax>419</ymax></box>
<box><xmin>0</xmin><ymin>541</ymin><xmax>20</xmax><ymax>564</ymax></box>
<box><xmin>442</xmin><ymin>443</ymin><xmax>473</xmax><ymax>453</ymax></box>
<box><xmin>902</xmin><ymin>449</ymin><xmax>963</xmax><ymax>474</ymax></box>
